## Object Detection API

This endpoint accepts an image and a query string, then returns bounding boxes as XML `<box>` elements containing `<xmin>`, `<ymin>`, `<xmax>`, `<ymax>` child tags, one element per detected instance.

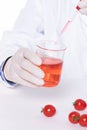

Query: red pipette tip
<box><xmin>76</xmin><ymin>5</ymin><xmax>81</xmax><ymax>10</ymax></box>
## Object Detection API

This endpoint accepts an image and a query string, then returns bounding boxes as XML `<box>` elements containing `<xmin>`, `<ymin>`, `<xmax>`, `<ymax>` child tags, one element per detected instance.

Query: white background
<box><xmin>0</xmin><ymin>0</ymin><xmax>27</xmax><ymax>40</ymax></box>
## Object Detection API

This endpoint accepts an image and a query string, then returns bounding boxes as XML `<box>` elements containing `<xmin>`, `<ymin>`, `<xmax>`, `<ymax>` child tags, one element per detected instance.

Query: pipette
<box><xmin>60</xmin><ymin>5</ymin><xmax>80</xmax><ymax>34</ymax></box>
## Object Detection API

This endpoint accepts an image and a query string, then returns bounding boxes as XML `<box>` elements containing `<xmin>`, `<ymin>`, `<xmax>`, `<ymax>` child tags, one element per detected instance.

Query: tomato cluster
<box><xmin>41</xmin><ymin>98</ymin><xmax>87</xmax><ymax>127</ymax></box>
<box><xmin>68</xmin><ymin>111</ymin><xmax>87</xmax><ymax>127</ymax></box>
<box><xmin>68</xmin><ymin>99</ymin><xmax>87</xmax><ymax>127</ymax></box>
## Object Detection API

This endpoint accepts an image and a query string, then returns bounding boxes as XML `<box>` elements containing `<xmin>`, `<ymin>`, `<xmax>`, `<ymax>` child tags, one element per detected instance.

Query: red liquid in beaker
<box><xmin>40</xmin><ymin>57</ymin><xmax>63</xmax><ymax>87</ymax></box>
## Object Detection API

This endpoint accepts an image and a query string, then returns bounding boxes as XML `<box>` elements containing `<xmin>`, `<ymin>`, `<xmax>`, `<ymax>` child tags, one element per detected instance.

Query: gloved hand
<box><xmin>3</xmin><ymin>48</ymin><xmax>45</xmax><ymax>88</ymax></box>
<box><xmin>77</xmin><ymin>0</ymin><xmax>87</xmax><ymax>15</ymax></box>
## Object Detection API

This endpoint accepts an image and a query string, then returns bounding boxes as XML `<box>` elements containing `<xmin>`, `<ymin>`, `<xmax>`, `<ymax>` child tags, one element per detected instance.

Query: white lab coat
<box><xmin>0</xmin><ymin>0</ymin><xmax>87</xmax><ymax>86</ymax></box>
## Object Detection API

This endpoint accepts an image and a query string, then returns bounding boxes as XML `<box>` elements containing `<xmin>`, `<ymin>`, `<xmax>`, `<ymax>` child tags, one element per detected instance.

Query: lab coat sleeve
<box><xmin>62</xmin><ymin>13</ymin><xmax>87</xmax><ymax>78</ymax></box>
<box><xmin>0</xmin><ymin>0</ymin><xmax>44</xmax><ymax>87</ymax></box>
<box><xmin>0</xmin><ymin>0</ymin><xmax>44</xmax><ymax>64</ymax></box>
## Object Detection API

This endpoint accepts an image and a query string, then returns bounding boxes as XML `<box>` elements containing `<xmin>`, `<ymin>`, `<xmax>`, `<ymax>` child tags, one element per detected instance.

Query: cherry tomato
<box><xmin>79</xmin><ymin>114</ymin><xmax>87</xmax><ymax>127</ymax></box>
<box><xmin>68</xmin><ymin>111</ymin><xmax>80</xmax><ymax>124</ymax></box>
<box><xmin>41</xmin><ymin>104</ymin><xmax>56</xmax><ymax>117</ymax></box>
<box><xmin>73</xmin><ymin>99</ymin><xmax>86</xmax><ymax>111</ymax></box>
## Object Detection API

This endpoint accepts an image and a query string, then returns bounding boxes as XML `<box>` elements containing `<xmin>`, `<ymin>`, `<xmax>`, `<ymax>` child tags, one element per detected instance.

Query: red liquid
<box><xmin>40</xmin><ymin>57</ymin><xmax>63</xmax><ymax>87</ymax></box>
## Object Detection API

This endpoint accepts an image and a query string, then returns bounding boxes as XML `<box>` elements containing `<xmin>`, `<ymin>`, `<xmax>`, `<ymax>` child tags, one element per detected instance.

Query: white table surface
<box><xmin>0</xmin><ymin>78</ymin><xmax>87</xmax><ymax>130</ymax></box>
